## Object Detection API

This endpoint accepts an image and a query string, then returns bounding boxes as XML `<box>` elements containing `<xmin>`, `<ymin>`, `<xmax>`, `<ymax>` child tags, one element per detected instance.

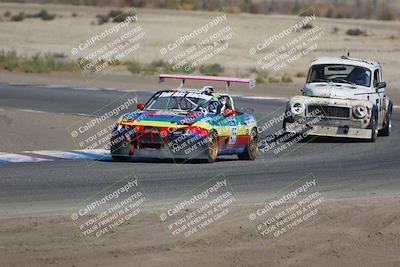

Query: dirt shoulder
<box><xmin>0</xmin><ymin>197</ymin><xmax>399</xmax><ymax>267</ymax></box>
<box><xmin>0</xmin><ymin>109</ymin><xmax>95</xmax><ymax>152</ymax></box>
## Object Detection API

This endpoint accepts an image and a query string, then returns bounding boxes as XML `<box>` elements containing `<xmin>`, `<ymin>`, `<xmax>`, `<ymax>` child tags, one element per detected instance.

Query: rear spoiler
<box><xmin>159</xmin><ymin>74</ymin><xmax>256</xmax><ymax>90</ymax></box>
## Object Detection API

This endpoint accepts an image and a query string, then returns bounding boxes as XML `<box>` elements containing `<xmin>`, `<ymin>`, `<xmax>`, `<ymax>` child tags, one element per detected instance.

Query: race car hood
<box><xmin>118</xmin><ymin>110</ymin><xmax>211</xmax><ymax>128</ymax></box>
<box><xmin>302</xmin><ymin>83</ymin><xmax>370</xmax><ymax>100</ymax></box>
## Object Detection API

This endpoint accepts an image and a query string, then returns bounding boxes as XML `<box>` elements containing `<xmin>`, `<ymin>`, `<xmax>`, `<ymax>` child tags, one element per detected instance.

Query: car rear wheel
<box><xmin>238</xmin><ymin>128</ymin><xmax>258</xmax><ymax>160</ymax></box>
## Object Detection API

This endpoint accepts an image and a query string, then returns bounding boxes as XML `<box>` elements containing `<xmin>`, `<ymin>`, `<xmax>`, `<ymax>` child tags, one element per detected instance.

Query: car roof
<box><xmin>311</xmin><ymin>56</ymin><xmax>380</xmax><ymax>70</ymax></box>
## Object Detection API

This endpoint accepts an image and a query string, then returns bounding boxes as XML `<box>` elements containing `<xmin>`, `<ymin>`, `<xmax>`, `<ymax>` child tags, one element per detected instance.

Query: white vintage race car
<box><xmin>284</xmin><ymin>56</ymin><xmax>393</xmax><ymax>142</ymax></box>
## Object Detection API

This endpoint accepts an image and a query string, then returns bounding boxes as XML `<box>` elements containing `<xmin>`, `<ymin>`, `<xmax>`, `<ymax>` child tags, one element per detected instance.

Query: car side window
<box><xmin>373</xmin><ymin>69</ymin><xmax>380</xmax><ymax>87</ymax></box>
<box><xmin>224</xmin><ymin>96</ymin><xmax>233</xmax><ymax>109</ymax></box>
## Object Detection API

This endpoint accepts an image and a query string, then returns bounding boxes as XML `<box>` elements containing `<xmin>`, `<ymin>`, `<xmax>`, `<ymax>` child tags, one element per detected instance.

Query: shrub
<box><xmin>77</xmin><ymin>57</ymin><xmax>91</xmax><ymax>70</ymax></box>
<box><xmin>3</xmin><ymin>11</ymin><xmax>11</xmax><ymax>17</ymax></box>
<box><xmin>281</xmin><ymin>73</ymin><xmax>293</xmax><ymax>83</ymax></box>
<box><xmin>151</xmin><ymin>60</ymin><xmax>195</xmax><ymax>74</ymax></box>
<box><xmin>125</xmin><ymin>60</ymin><xmax>142</xmax><ymax>74</ymax></box>
<box><xmin>0</xmin><ymin>50</ymin><xmax>18</xmax><ymax>71</ymax></box>
<box><xmin>377</xmin><ymin>6</ymin><xmax>395</xmax><ymax>21</ymax></box>
<box><xmin>181</xmin><ymin>3</ymin><xmax>194</xmax><ymax>11</ymax></box>
<box><xmin>10</xmin><ymin>12</ymin><xmax>25</xmax><ymax>22</ymax></box>
<box><xmin>102</xmin><ymin>10</ymin><xmax>136</xmax><ymax>23</ymax></box>
<box><xmin>0</xmin><ymin>51</ymin><xmax>77</xmax><ymax>73</ymax></box>
<box><xmin>199</xmin><ymin>63</ymin><xmax>224</xmax><ymax>76</ymax></box>
<box><xmin>96</xmin><ymin>14</ymin><xmax>109</xmax><ymax>25</ymax></box>
<box><xmin>301</xmin><ymin>23</ymin><xmax>314</xmax><ymax>30</ymax></box>
<box><xmin>37</xmin><ymin>10</ymin><xmax>56</xmax><ymax>20</ymax></box>
<box><xmin>224</xmin><ymin>6</ymin><xmax>241</xmax><ymax>14</ymax></box>
<box><xmin>19</xmin><ymin>53</ymin><xmax>56</xmax><ymax>73</ymax></box>
<box><xmin>140</xmin><ymin>64</ymin><xmax>156</xmax><ymax>74</ymax></box>
<box><xmin>0</xmin><ymin>51</ymin><xmax>78</xmax><ymax>73</ymax></box>
<box><xmin>346</xmin><ymin>28</ymin><xmax>367</xmax><ymax>36</ymax></box>
<box><xmin>163</xmin><ymin>0</ymin><xmax>180</xmax><ymax>9</ymax></box>
<box><xmin>183</xmin><ymin>65</ymin><xmax>196</xmax><ymax>74</ymax></box>
<box><xmin>332</xmin><ymin>26</ymin><xmax>340</xmax><ymax>34</ymax></box>
<box><xmin>295</xmin><ymin>72</ymin><xmax>307</xmax><ymax>78</ymax></box>
<box><xmin>268</xmin><ymin>76</ymin><xmax>280</xmax><ymax>83</ymax></box>
<box><xmin>255</xmin><ymin>71</ymin><xmax>268</xmax><ymax>83</ymax></box>
<box><xmin>169</xmin><ymin>63</ymin><xmax>195</xmax><ymax>74</ymax></box>
<box><xmin>150</xmin><ymin>59</ymin><xmax>168</xmax><ymax>68</ymax></box>
<box><xmin>108</xmin><ymin>10</ymin><xmax>123</xmax><ymax>18</ymax></box>
<box><xmin>131</xmin><ymin>0</ymin><xmax>146</xmax><ymax>7</ymax></box>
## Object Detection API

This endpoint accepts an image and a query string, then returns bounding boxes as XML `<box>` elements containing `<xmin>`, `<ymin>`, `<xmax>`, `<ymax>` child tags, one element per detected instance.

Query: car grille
<box><xmin>307</xmin><ymin>105</ymin><xmax>351</xmax><ymax>119</ymax></box>
<box><xmin>139</xmin><ymin>134</ymin><xmax>162</xmax><ymax>143</ymax></box>
<box><xmin>137</xmin><ymin>127</ymin><xmax>165</xmax><ymax>148</ymax></box>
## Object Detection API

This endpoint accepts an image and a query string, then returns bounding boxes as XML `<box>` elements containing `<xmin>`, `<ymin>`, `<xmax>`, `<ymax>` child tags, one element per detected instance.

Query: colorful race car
<box><xmin>110</xmin><ymin>74</ymin><xmax>258</xmax><ymax>162</ymax></box>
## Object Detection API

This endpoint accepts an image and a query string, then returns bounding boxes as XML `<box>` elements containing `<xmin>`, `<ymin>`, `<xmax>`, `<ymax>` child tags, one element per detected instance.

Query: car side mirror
<box><xmin>223</xmin><ymin>108</ymin><xmax>235</xmax><ymax>117</ymax></box>
<box><xmin>377</xmin><ymin>82</ymin><xmax>386</xmax><ymax>89</ymax></box>
<box><xmin>137</xmin><ymin>103</ymin><xmax>145</xmax><ymax>110</ymax></box>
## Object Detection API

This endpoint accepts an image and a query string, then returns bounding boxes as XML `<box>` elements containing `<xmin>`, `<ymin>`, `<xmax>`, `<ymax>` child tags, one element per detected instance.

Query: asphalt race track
<box><xmin>0</xmin><ymin>83</ymin><xmax>399</xmax><ymax>216</ymax></box>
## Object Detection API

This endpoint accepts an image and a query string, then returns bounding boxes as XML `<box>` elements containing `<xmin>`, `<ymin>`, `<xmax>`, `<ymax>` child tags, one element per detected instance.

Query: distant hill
<box><xmin>0</xmin><ymin>0</ymin><xmax>398</xmax><ymax>20</ymax></box>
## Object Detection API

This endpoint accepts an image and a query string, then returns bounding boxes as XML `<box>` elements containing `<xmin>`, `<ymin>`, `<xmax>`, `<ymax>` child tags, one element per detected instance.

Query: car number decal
<box><xmin>229</xmin><ymin>126</ymin><xmax>237</xmax><ymax>144</ymax></box>
<box><xmin>227</xmin><ymin>117</ymin><xmax>237</xmax><ymax>144</ymax></box>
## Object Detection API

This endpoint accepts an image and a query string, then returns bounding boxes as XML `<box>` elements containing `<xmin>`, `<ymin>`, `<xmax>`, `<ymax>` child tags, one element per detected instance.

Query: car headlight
<box><xmin>290</xmin><ymin>102</ymin><xmax>306</xmax><ymax>115</ymax></box>
<box><xmin>172</xmin><ymin>129</ymin><xmax>189</xmax><ymax>136</ymax></box>
<box><xmin>353</xmin><ymin>106</ymin><xmax>368</xmax><ymax>119</ymax></box>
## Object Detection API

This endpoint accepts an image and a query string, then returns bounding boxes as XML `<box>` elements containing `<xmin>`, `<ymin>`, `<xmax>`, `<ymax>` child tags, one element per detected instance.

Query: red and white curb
<box><xmin>0</xmin><ymin>150</ymin><xmax>111</xmax><ymax>164</ymax></box>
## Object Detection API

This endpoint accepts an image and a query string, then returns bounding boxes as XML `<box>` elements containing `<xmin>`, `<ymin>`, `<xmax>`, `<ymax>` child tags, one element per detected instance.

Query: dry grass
<box><xmin>0</xmin><ymin>3</ymin><xmax>399</xmax><ymax>91</ymax></box>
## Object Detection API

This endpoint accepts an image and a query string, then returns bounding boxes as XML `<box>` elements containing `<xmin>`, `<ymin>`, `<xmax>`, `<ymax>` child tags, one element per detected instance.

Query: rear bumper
<box><xmin>285</xmin><ymin>122</ymin><xmax>372</xmax><ymax>139</ymax></box>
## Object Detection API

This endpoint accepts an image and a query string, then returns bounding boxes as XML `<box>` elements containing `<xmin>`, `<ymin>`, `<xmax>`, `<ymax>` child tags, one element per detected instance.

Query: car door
<box><xmin>223</xmin><ymin>96</ymin><xmax>247</xmax><ymax>147</ymax></box>
<box><xmin>373</xmin><ymin>68</ymin><xmax>385</xmax><ymax>127</ymax></box>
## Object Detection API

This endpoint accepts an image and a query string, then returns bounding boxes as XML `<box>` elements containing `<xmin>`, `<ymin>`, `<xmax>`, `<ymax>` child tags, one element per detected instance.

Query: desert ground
<box><xmin>1</xmin><ymin>199</ymin><xmax>400</xmax><ymax>267</ymax></box>
<box><xmin>0</xmin><ymin>2</ymin><xmax>399</xmax><ymax>98</ymax></box>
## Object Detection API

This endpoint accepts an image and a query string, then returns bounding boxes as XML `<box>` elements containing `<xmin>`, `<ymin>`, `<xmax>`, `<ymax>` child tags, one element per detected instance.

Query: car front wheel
<box><xmin>206</xmin><ymin>131</ymin><xmax>218</xmax><ymax>163</ymax></box>
<box><xmin>369</xmin><ymin>115</ymin><xmax>378</xmax><ymax>142</ymax></box>
<box><xmin>379</xmin><ymin>110</ymin><xmax>392</xmax><ymax>137</ymax></box>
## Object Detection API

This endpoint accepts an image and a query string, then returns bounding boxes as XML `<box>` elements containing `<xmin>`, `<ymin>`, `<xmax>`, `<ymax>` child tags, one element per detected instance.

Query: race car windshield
<box><xmin>307</xmin><ymin>64</ymin><xmax>372</xmax><ymax>87</ymax></box>
<box><xmin>144</xmin><ymin>91</ymin><xmax>213</xmax><ymax>112</ymax></box>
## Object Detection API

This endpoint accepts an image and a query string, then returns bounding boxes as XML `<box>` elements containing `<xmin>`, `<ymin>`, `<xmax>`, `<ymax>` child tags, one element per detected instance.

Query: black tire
<box><xmin>378</xmin><ymin>110</ymin><xmax>392</xmax><ymax>137</ymax></box>
<box><xmin>282</xmin><ymin>117</ymin><xmax>287</xmax><ymax>131</ymax></box>
<box><xmin>110</xmin><ymin>138</ymin><xmax>133</xmax><ymax>161</ymax></box>
<box><xmin>369</xmin><ymin>114</ymin><xmax>378</xmax><ymax>142</ymax></box>
<box><xmin>238</xmin><ymin>128</ymin><xmax>258</xmax><ymax>160</ymax></box>
<box><xmin>206</xmin><ymin>131</ymin><xmax>218</xmax><ymax>163</ymax></box>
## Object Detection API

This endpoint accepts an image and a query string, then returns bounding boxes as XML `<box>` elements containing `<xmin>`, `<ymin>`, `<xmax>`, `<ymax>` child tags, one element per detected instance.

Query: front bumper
<box><xmin>110</xmin><ymin>132</ymin><xmax>210</xmax><ymax>160</ymax></box>
<box><xmin>285</xmin><ymin>122</ymin><xmax>372</xmax><ymax>139</ymax></box>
